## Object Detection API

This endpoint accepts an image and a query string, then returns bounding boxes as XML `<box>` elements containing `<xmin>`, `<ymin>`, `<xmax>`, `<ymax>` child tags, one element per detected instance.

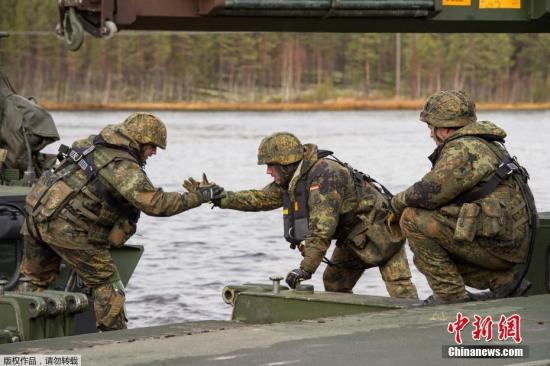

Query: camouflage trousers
<box><xmin>323</xmin><ymin>245</ymin><xmax>418</xmax><ymax>299</ymax></box>
<box><xmin>20</xmin><ymin>219</ymin><xmax>127</xmax><ymax>331</ymax></box>
<box><xmin>400</xmin><ymin>207</ymin><xmax>515</xmax><ymax>303</ymax></box>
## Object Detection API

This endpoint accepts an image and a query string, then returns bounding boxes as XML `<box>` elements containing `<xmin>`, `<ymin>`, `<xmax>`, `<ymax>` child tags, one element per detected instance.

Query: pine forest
<box><xmin>1</xmin><ymin>1</ymin><xmax>549</xmax><ymax>105</ymax></box>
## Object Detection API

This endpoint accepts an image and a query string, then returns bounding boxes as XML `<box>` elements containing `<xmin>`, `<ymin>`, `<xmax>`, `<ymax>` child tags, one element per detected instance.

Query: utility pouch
<box><xmin>107</xmin><ymin>218</ymin><xmax>137</xmax><ymax>248</ymax></box>
<box><xmin>350</xmin><ymin>215</ymin><xmax>404</xmax><ymax>267</ymax></box>
<box><xmin>345</xmin><ymin>220</ymin><xmax>369</xmax><ymax>249</ymax></box>
<box><xmin>440</xmin><ymin>206</ymin><xmax>460</xmax><ymax>217</ymax></box>
<box><xmin>454</xmin><ymin>203</ymin><xmax>480</xmax><ymax>242</ymax></box>
<box><xmin>34</xmin><ymin>179</ymin><xmax>76</xmax><ymax>222</ymax></box>
<box><xmin>479</xmin><ymin>199</ymin><xmax>507</xmax><ymax>238</ymax></box>
<box><xmin>96</xmin><ymin>204</ymin><xmax>119</xmax><ymax>227</ymax></box>
<box><xmin>26</xmin><ymin>170</ymin><xmax>55</xmax><ymax>212</ymax></box>
<box><xmin>86</xmin><ymin>226</ymin><xmax>109</xmax><ymax>245</ymax></box>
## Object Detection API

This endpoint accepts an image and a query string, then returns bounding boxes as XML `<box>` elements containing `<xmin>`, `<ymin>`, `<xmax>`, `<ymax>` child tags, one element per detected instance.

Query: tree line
<box><xmin>1</xmin><ymin>0</ymin><xmax>549</xmax><ymax>104</ymax></box>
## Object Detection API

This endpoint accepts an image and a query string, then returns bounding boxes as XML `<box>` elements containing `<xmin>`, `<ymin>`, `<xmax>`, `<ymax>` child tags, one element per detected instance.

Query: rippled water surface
<box><xmin>47</xmin><ymin>110</ymin><xmax>550</xmax><ymax>328</ymax></box>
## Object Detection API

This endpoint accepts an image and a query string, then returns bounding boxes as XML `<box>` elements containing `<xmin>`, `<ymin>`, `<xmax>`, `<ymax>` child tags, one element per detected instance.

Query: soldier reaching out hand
<box><xmin>20</xmin><ymin>112</ymin><xmax>223</xmax><ymax>330</ymax></box>
<box><xmin>190</xmin><ymin>132</ymin><xmax>418</xmax><ymax>299</ymax></box>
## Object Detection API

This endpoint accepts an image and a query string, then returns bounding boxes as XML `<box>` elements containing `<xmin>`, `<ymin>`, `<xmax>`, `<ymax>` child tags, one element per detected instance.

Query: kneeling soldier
<box><xmin>391</xmin><ymin>91</ymin><xmax>536</xmax><ymax>305</ymax></box>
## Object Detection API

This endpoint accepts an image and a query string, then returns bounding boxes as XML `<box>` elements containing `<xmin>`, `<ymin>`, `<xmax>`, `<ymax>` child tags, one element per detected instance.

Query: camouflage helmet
<box><xmin>420</xmin><ymin>90</ymin><xmax>477</xmax><ymax>128</ymax></box>
<box><xmin>122</xmin><ymin>112</ymin><xmax>167</xmax><ymax>149</ymax></box>
<box><xmin>257</xmin><ymin>132</ymin><xmax>304</xmax><ymax>165</ymax></box>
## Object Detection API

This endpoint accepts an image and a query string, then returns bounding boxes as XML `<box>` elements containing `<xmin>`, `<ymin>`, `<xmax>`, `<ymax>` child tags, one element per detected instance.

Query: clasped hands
<box><xmin>183</xmin><ymin>173</ymin><xmax>225</xmax><ymax>205</ymax></box>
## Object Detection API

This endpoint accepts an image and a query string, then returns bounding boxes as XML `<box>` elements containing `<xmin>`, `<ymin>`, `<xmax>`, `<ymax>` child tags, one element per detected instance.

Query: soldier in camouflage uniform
<box><xmin>20</xmin><ymin>112</ymin><xmax>223</xmax><ymax>330</ymax></box>
<box><xmin>202</xmin><ymin>132</ymin><xmax>418</xmax><ymax>298</ymax></box>
<box><xmin>391</xmin><ymin>91</ymin><xmax>536</xmax><ymax>305</ymax></box>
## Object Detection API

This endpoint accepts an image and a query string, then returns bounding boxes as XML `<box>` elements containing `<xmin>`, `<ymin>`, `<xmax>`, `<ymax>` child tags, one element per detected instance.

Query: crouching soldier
<box><xmin>194</xmin><ymin>132</ymin><xmax>418</xmax><ymax>298</ymax></box>
<box><xmin>20</xmin><ymin>112</ymin><xmax>223</xmax><ymax>330</ymax></box>
<box><xmin>391</xmin><ymin>91</ymin><xmax>536</xmax><ymax>305</ymax></box>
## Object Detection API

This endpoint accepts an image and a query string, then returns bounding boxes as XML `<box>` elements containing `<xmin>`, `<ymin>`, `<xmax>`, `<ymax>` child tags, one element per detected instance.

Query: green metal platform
<box><xmin>1</xmin><ymin>294</ymin><xmax>548</xmax><ymax>366</ymax></box>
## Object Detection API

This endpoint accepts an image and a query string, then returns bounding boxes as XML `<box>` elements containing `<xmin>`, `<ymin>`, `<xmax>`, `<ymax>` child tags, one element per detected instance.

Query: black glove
<box><xmin>285</xmin><ymin>268</ymin><xmax>312</xmax><ymax>289</ymax></box>
<box><xmin>211</xmin><ymin>193</ymin><xmax>225</xmax><ymax>208</ymax></box>
<box><xmin>198</xmin><ymin>184</ymin><xmax>224</xmax><ymax>203</ymax></box>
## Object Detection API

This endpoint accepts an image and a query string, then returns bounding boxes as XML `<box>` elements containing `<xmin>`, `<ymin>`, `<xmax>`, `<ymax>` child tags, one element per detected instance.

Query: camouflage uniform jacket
<box><xmin>221</xmin><ymin>144</ymin><xmax>395</xmax><ymax>273</ymax></box>
<box><xmin>26</xmin><ymin>124</ymin><xmax>203</xmax><ymax>249</ymax></box>
<box><xmin>392</xmin><ymin>121</ymin><xmax>530</xmax><ymax>263</ymax></box>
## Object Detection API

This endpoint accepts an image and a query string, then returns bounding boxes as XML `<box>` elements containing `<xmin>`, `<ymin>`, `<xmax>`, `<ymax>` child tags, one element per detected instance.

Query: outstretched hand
<box><xmin>183</xmin><ymin>177</ymin><xmax>200</xmax><ymax>192</ymax></box>
<box><xmin>183</xmin><ymin>173</ymin><xmax>225</xmax><ymax>204</ymax></box>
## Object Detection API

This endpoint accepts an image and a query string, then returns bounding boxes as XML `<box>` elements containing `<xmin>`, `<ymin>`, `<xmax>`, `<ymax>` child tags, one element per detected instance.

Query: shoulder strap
<box><xmin>321</xmin><ymin>150</ymin><xmax>394</xmax><ymax>199</ymax></box>
<box><xmin>452</xmin><ymin>136</ymin><xmax>527</xmax><ymax>205</ymax></box>
<box><xmin>452</xmin><ymin>156</ymin><xmax>521</xmax><ymax>205</ymax></box>
<box><xmin>93</xmin><ymin>135</ymin><xmax>142</xmax><ymax>163</ymax></box>
<box><xmin>317</xmin><ymin>149</ymin><xmax>334</xmax><ymax>159</ymax></box>
<box><xmin>57</xmin><ymin>143</ymin><xmax>97</xmax><ymax>180</ymax></box>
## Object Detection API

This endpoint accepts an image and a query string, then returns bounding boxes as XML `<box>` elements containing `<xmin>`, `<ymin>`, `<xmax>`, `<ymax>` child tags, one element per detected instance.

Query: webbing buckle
<box><xmin>77</xmin><ymin>159</ymin><xmax>89</xmax><ymax>171</ymax></box>
<box><xmin>68</xmin><ymin>150</ymin><xmax>82</xmax><ymax>162</ymax></box>
<box><xmin>504</xmin><ymin>162</ymin><xmax>518</xmax><ymax>175</ymax></box>
<box><xmin>497</xmin><ymin>159</ymin><xmax>519</xmax><ymax>177</ymax></box>
<box><xmin>82</xmin><ymin>145</ymin><xmax>95</xmax><ymax>155</ymax></box>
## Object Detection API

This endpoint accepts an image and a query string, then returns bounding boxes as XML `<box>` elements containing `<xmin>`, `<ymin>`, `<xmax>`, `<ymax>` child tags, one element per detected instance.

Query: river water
<box><xmin>46</xmin><ymin>110</ymin><xmax>550</xmax><ymax>328</ymax></box>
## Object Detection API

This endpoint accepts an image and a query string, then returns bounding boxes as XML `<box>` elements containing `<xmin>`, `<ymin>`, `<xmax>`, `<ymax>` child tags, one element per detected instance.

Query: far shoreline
<box><xmin>41</xmin><ymin>100</ymin><xmax>550</xmax><ymax>112</ymax></box>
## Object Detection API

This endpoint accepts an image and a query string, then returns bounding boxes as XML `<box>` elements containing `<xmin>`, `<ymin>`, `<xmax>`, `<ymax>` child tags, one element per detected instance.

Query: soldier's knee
<box><xmin>322</xmin><ymin>267</ymin><xmax>339</xmax><ymax>292</ymax></box>
<box><xmin>93</xmin><ymin>280</ymin><xmax>127</xmax><ymax>331</ymax></box>
<box><xmin>324</xmin><ymin>281</ymin><xmax>339</xmax><ymax>292</ymax></box>
<box><xmin>322</xmin><ymin>267</ymin><xmax>355</xmax><ymax>293</ymax></box>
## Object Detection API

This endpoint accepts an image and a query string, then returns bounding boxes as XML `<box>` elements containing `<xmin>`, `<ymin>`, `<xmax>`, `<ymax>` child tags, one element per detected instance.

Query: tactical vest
<box><xmin>25</xmin><ymin>135</ymin><xmax>141</xmax><ymax>244</ymax></box>
<box><xmin>282</xmin><ymin>150</ymin><xmax>391</xmax><ymax>246</ymax></box>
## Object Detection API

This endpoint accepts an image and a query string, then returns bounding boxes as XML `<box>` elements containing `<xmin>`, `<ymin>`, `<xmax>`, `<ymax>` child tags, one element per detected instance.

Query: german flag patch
<box><xmin>309</xmin><ymin>184</ymin><xmax>320</xmax><ymax>191</ymax></box>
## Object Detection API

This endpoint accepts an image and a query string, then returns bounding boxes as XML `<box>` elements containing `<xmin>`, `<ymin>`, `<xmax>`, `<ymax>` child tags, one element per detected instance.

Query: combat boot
<box><xmin>413</xmin><ymin>294</ymin><xmax>472</xmax><ymax>307</ymax></box>
<box><xmin>467</xmin><ymin>276</ymin><xmax>531</xmax><ymax>301</ymax></box>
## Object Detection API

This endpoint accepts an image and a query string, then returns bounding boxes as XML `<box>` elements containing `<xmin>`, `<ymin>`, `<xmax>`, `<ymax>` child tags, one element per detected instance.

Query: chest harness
<box><xmin>283</xmin><ymin>149</ymin><xmax>392</xmax><ymax>248</ymax></box>
<box><xmin>55</xmin><ymin>135</ymin><xmax>141</xmax><ymax>222</ymax></box>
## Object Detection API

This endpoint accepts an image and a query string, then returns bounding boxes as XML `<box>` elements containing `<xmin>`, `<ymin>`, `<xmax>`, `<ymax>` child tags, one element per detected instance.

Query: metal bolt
<box><xmin>269</xmin><ymin>276</ymin><xmax>284</xmax><ymax>294</ymax></box>
<box><xmin>0</xmin><ymin>279</ymin><xmax>7</xmax><ymax>296</ymax></box>
<box><xmin>18</xmin><ymin>276</ymin><xmax>31</xmax><ymax>292</ymax></box>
